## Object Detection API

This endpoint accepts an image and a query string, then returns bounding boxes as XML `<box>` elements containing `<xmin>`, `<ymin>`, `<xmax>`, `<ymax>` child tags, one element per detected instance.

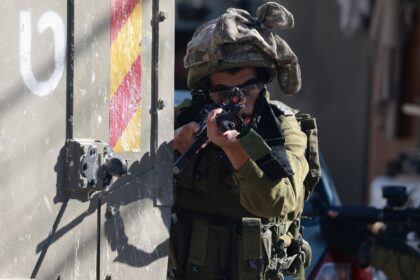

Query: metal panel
<box><xmin>0</xmin><ymin>0</ymin><xmax>99</xmax><ymax>279</ymax></box>
<box><xmin>0</xmin><ymin>0</ymin><xmax>173</xmax><ymax>278</ymax></box>
<box><xmin>155</xmin><ymin>0</ymin><xmax>175</xmax><ymax>208</ymax></box>
<box><xmin>99</xmin><ymin>0</ymin><xmax>174</xmax><ymax>279</ymax></box>
<box><xmin>73</xmin><ymin>0</ymin><xmax>110</xmax><ymax>142</ymax></box>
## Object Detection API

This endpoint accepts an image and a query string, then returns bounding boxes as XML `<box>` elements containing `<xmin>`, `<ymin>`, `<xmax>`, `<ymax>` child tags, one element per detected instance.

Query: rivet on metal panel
<box><xmin>105</xmin><ymin>206</ymin><xmax>119</xmax><ymax>219</ymax></box>
<box><xmin>158</xmin><ymin>11</ymin><xmax>167</xmax><ymax>22</ymax></box>
<box><xmin>157</xmin><ymin>99</ymin><xmax>166</xmax><ymax>110</ymax></box>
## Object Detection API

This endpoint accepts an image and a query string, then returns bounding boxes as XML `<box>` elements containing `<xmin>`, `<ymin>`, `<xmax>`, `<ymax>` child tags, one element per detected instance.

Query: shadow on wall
<box><xmin>33</xmin><ymin>142</ymin><xmax>172</xmax><ymax>278</ymax></box>
<box><xmin>104</xmin><ymin>208</ymin><xmax>169</xmax><ymax>267</ymax></box>
<box><xmin>103</xmin><ymin>142</ymin><xmax>172</xmax><ymax>267</ymax></box>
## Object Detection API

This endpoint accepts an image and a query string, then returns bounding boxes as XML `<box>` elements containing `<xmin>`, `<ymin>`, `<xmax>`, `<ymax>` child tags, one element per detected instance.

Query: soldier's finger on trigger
<box><xmin>174</xmin><ymin>130</ymin><xmax>182</xmax><ymax>150</ymax></box>
<box><xmin>190</xmin><ymin>122</ymin><xmax>199</xmax><ymax>134</ymax></box>
<box><xmin>183</xmin><ymin>134</ymin><xmax>191</xmax><ymax>151</ymax></box>
<box><xmin>207</xmin><ymin>112</ymin><xmax>217</xmax><ymax>140</ymax></box>
<box><xmin>209</xmin><ymin>109</ymin><xmax>220</xmax><ymax>124</ymax></box>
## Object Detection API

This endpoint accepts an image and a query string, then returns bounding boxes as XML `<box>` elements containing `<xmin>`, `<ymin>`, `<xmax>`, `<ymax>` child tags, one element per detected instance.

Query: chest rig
<box><xmin>172</xmin><ymin>92</ymin><xmax>315</xmax><ymax>279</ymax></box>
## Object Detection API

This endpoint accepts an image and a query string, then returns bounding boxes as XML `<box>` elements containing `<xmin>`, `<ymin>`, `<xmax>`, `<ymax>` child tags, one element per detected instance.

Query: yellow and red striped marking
<box><xmin>110</xmin><ymin>0</ymin><xmax>142</xmax><ymax>152</ymax></box>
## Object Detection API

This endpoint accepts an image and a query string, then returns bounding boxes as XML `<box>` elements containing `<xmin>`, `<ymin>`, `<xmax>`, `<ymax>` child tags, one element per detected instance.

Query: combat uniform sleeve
<box><xmin>369</xmin><ymin>242</ymin><xmax>420</xmax><ymax>280</ymax></box>
<box><xmin>174</xmin><ymin>98</ymin><xmax>192</xmax><ymax>129</ymax></box>
<box><xmin>236</xmin><ymin>115</ymin><xmax>309</xmax><ymax>218</ymax></box>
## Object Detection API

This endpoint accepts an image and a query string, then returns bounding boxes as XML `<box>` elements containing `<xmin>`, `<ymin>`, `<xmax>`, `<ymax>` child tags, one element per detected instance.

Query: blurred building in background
<box><xmin>174</xmin><ymin>0</ymin><xmax>420</xmax><ymax>205</ymax></box>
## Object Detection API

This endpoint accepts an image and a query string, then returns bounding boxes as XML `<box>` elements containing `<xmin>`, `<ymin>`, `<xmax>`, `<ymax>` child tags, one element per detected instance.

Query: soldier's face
<box><xmin>209</xmin><ymin>67</ymin><xmax>260</xmax><ymax>120</ymax></box>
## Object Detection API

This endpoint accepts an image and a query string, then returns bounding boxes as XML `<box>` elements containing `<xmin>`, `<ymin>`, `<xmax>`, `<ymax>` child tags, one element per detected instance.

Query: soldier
<box><xmin>170</xmin><ymin>2</ymin><xmax>318</xmax><ymax>279</ymax></box>
<box><xmin>367</xmin><ymin>237</ymin><xmax>420</xmax><ymax>280</ymax></box>
<box><xmin>321</xmin><ymin>211</ymin><xmax>420</xmax><ymax>280</ymax></box>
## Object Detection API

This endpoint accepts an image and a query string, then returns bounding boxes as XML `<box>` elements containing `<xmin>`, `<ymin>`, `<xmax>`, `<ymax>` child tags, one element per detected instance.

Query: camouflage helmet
<box><xmin>184</xmin><ymin>2</ymin><xmax>302</xmax><ymax>95</ymax></box>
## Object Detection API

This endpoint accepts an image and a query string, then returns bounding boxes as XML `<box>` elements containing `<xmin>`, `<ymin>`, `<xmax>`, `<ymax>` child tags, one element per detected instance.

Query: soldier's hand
<box><xmin>207</xmin><ymin>108</ymin><xmax>239</xmax><ymax>149</ymax></box>
<box><xmin>367</xmin><ymin>222</ymin><xmax>386</xmax><ymax>235</ymax></box>
<box><xmin>174</xmin><ymin>122</ymin><xmax>200</xmax><ymax>153</ymax></box>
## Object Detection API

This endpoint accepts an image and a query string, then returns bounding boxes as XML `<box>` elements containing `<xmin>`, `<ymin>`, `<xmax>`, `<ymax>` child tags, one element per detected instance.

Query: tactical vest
<box><xmin>170</xmin><ymin>94</ymin><xmax>318</xmax><ymax>279</ymax></box>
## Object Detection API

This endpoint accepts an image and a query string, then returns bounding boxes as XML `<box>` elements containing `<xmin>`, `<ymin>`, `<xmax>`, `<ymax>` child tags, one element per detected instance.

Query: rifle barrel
<box><xmin>329</xmin><ymin>206</ymin><xmax>420</xmax><ymax>223</ymax></box>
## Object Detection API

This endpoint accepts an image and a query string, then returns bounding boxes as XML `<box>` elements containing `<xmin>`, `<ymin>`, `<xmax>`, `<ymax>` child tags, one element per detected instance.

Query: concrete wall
<box><xmin>269</xmin><ymin>0</ymin><xmax>372</xmax><ymax>205</ymax></box>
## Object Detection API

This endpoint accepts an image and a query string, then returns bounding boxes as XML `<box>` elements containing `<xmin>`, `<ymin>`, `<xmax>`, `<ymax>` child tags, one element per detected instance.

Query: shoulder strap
<box><xmin>269</xmin><ymin>99</ymin><xmax>321</xmax><ymax>200</ymax></box>
<box><xmin>237</xmin><ymin>93</ymin><xmax>294</xmax><ymax>181</ymax></box>
<box><xmin>297</xmin><ymin>114</ymin><xmax>321</xmax><ymax>200</ymax></box>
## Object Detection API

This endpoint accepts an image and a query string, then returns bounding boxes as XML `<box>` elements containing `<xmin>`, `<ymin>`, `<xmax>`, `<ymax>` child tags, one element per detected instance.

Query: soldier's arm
<box><xmin>235</xmin><ymin>115</ymin><xmax>309</xmax><ymax>218</ymax></box>
<box><xmin>369</xmin><ymin>241</ymin><xmax>420</xmax><ymax>280</ymax></box>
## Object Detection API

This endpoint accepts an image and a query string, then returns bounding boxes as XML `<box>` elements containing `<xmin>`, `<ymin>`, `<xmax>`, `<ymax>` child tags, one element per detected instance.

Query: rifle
<box><xmin>173</xmin><ymin>87</ymin><xmax>245</xmax><ymax>175</ymax></box>
<box><xmin>326</xmin><ymin>186</ymin><xmax>420</xmax><ymax>247</ymax></box>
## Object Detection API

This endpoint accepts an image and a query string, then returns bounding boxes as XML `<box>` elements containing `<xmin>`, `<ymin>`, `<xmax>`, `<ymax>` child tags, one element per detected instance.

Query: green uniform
<box><xmin>369</xmin><ymin>242</ymin><xmax>420</xmax><ymax>280</ymax></box>
<box><xmin>169</xmin><ymin>97</ymin><xmax>309</xmax><ymax>280</ymax></box>
<box><xmin>171</xmin><ymin>2</ymin><xmax>315</xmax><ymax>279</ymax></box>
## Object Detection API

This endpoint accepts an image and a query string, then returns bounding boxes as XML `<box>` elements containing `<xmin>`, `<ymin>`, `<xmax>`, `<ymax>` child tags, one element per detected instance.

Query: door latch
<box><xmin>64</xmin><ymin>139</ymin><xmax>127</xmax><ymax>197</ymax></box>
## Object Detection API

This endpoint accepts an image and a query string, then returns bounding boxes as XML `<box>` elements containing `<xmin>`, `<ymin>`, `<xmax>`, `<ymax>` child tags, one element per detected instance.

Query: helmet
<box><xmin>184</xmin><ymin>2</ymin><xmax>302</xmax><ymax>95</ymax></box>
